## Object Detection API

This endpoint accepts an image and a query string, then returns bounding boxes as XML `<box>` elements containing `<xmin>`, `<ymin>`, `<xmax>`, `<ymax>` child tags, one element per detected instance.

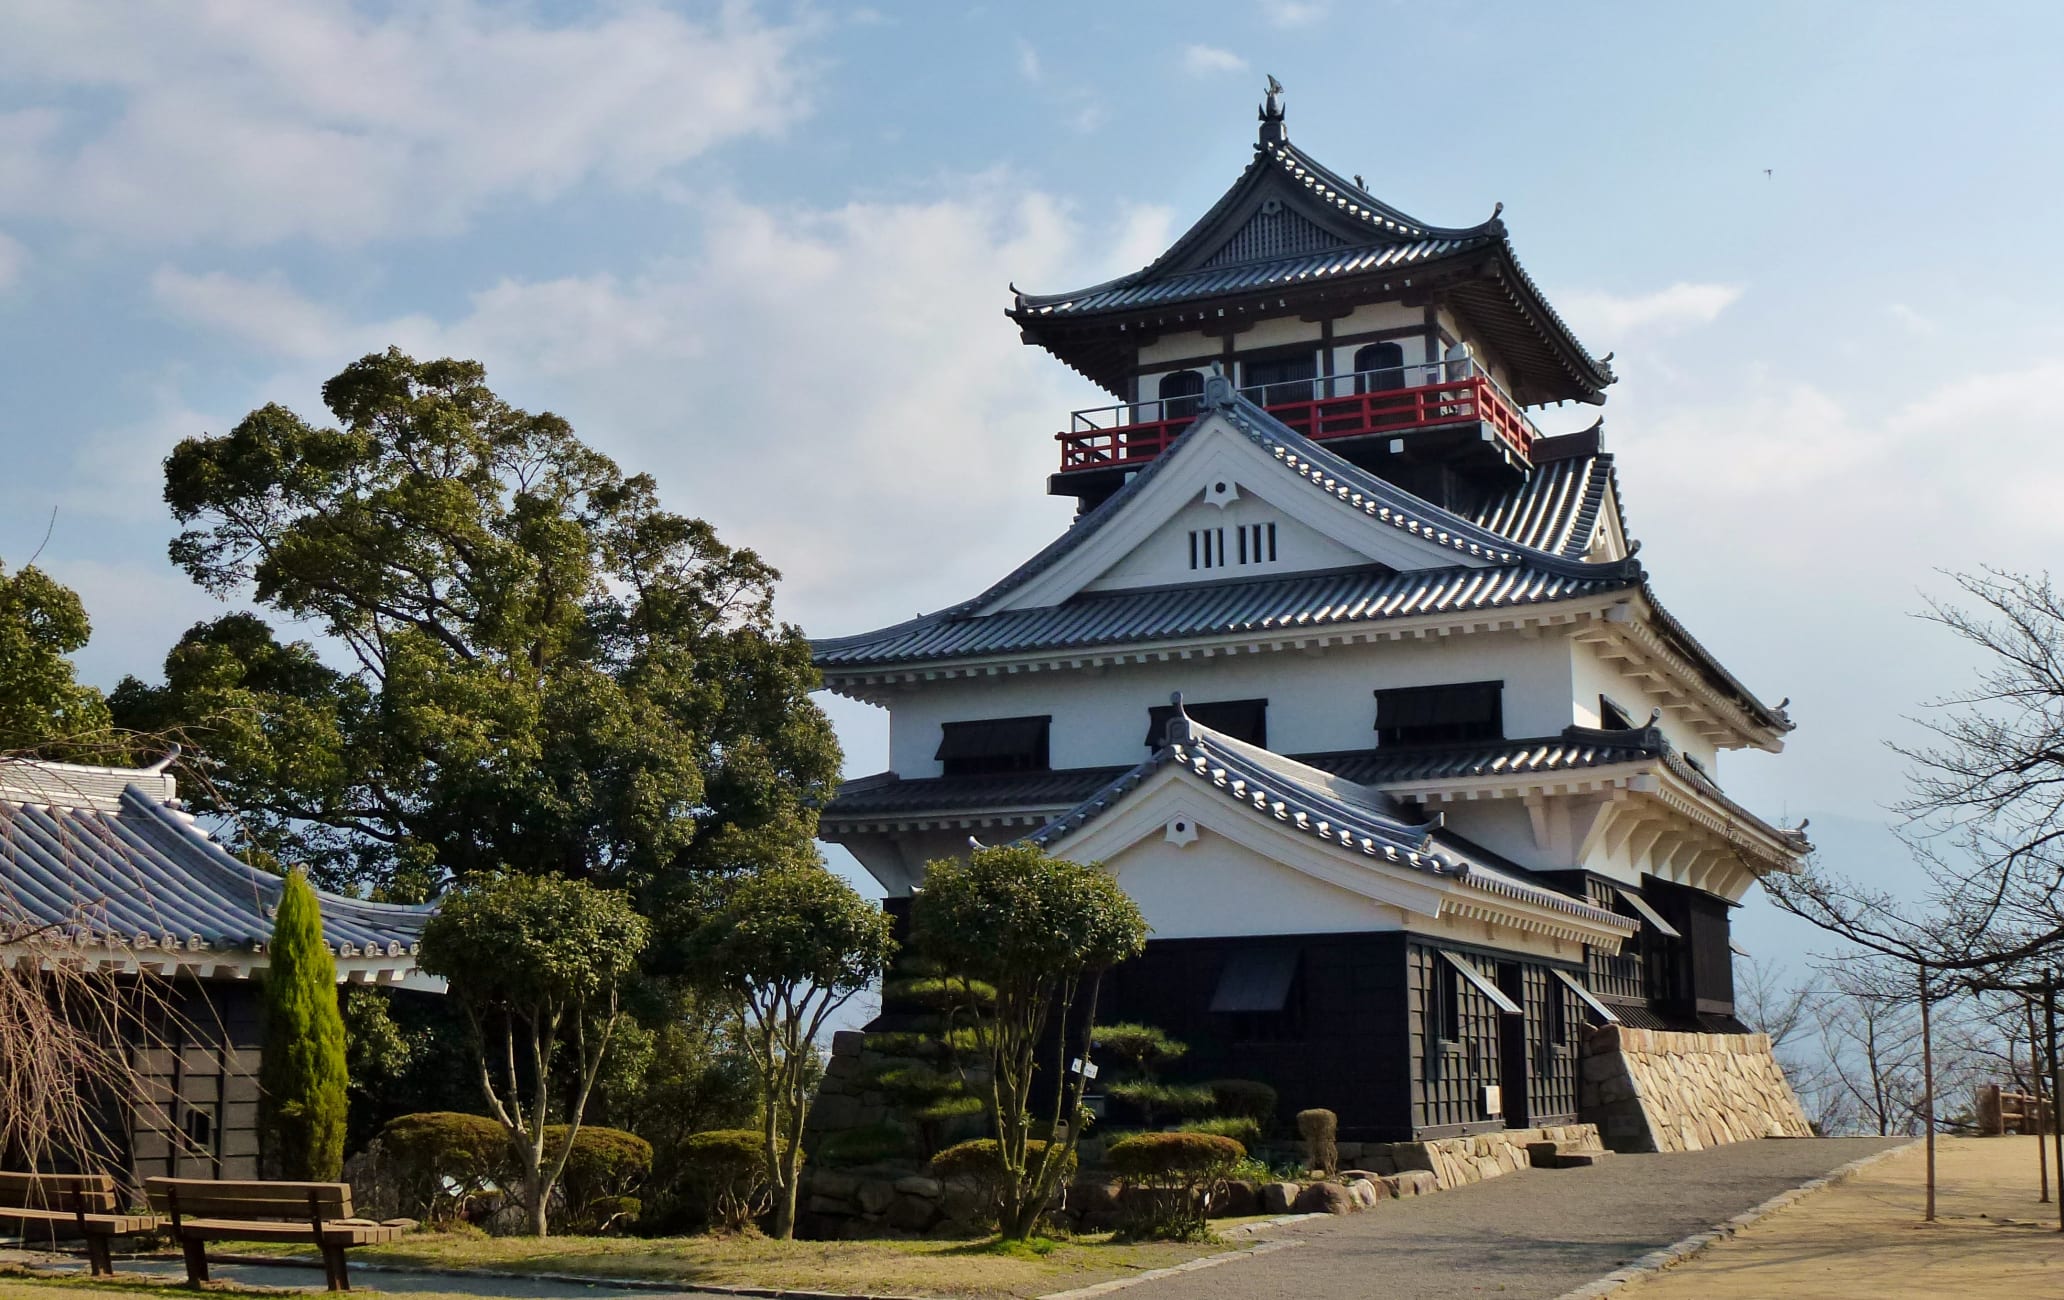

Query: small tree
<box><xmin>259</xmin><ymin>869</ymin><xmax>348</xmax><ymax>1180</ymax></box>
<box><xmin>916</xmin><ymin>844</ymin><xmax>1147</xmax><ymax>1240</ymax></box>
<box><xmin>686</xmin><ymin>864</ymin><xmax>894</xmax><ymax>1239</ymax></box>
<box><xmin>419</xmin><ymin>874</ymin><xmax>648</xmax><ymax>1237</ymax></box>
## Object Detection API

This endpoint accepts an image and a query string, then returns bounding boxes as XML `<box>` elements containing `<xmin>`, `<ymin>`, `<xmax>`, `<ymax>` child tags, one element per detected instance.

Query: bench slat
<box><xmin>171</xmin><ymin>1217</ymin><xmax>406</xmax><ymax>1245</ymax></box>
<box><xmin>145</xmin><ymin>1177</ymin><xmax>352</xmax><ymax>1219</ymax></box>
<box><xmin>0</xmin><ymin>1209</ymin><xmax>157</xmax><ymax>1233</ymax></box>
<box><xmin>0</xmin><ymin>1173</ymin><xmax>119</xmax><ymax>1214</ymax></box>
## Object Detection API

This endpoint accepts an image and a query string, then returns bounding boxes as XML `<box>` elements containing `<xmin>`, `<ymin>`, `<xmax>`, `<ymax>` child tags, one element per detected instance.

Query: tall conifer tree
<box><xmin>260</xmin><ymin>870</ymin><xmax>349</xmax><ymax>1179</ymax></box>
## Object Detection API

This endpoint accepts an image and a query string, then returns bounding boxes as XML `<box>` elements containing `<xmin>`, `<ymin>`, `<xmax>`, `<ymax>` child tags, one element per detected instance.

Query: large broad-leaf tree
<box><xmin>0</xmin><ymin>561</ymin><xmax>113</xmax><ymax>756</ymax></box>
<box><xmin>686</xmin><ymin>863</ymin><xmax>895</xmax><ymax>1239</ymax></box>
<box><xmin>915</xmin><ymin>844</ymin><xmax>1147</xmax><ymax>1240</ymax></box>
<box><xmin>419</xmin><ymin>872</ymin><xmax>649</xmax><ymax>1237</ymax></box>
<box><xmin>110</xmin><ymin>348</ymin><xmax>840</xmax><ymax>909</ymax></box>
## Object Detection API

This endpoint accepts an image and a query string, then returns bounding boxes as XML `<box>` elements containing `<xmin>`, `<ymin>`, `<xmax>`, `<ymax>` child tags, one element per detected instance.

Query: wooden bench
<box><xmin>0</xmin><ymin>1172</ymin><xmax>160</xmax><ymax>1276</ymax></box>
<box><xmin>144</xmin><ymin>1177</ymin><xmax>409</xmax><ymax>1291</ymax></box>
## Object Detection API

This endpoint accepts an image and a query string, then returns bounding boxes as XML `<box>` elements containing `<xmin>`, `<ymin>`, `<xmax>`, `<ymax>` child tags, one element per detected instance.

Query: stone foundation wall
<box><xmin>1271</xmin><ymin>1123</ymin><xmax>1604</xmax><ymax>1191</ymax></box>
<box><xmin>1581</xmin><ymin>1025</ymin><xmax>1812</xmax><ymax>1153</ymax></box>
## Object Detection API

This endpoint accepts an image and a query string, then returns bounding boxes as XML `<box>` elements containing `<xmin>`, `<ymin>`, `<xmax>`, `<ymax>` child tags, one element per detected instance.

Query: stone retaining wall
<box><xmin>1271</xmin><ymin>1123</ymin><xmax>1604</xmax><ymax>1191</ymax></box>
<box><xmin>1581</xmin><ymin>1024</ymin><xmax>1812</xmax><ymax>1153</ymax></box>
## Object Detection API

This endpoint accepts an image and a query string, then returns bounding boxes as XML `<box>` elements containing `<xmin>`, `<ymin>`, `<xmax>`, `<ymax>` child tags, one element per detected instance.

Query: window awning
<box><xmin>1554</xmin><ymin>968</ymin><xmax>1622</xmax><ymax>1025</ymax></box>
<box><xmin>1439</xmin><ymin>949</ymin><xmax>1521</xmax><ymax>1014</ymax></box>
<box><xmin>1210</xmin><ymin>947</ymin><xmax>1300</xmax><ymax>1013</ymax></box>
<box><xmin>1145</xmin><ymin>698</ymin><xmax>1267</xmax><ymax>748</ymax></box>
<box><xmin>935</xmin><ymin>716</ymin><xmax>1050</xmax><ymax>761</ymax></box>
<box><xmin>1615</xmin><ymin>887</ymin><xmax>1682</xmax><ymax>939</ymax></box>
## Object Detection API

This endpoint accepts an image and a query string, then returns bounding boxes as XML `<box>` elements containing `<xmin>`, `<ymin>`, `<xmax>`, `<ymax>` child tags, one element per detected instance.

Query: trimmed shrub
<box><xmin>1105</xmin><ymin>1080</ymin><xmax>1217</xmax><ymax>1126</ymax></box>
<box><xmin>1092</xmin><ymin>1023</ymin><xmax>1187</xmax><ymax>1075</ymax></box>
<box><xmin>542</xmin><ymin>1126</ymin><xmax>652</xmax><ymax>1234</ymax></box>
<box><xmin>880</xmin><ymin>976</ymin><xmax>997</xmax><ymax>1012</ymax></box>
<box><xmin>1179</xmin><ymin>1116</ymin><xmax>1263</xmax><ymax>1150</ymax></box>
<box><xmin>930</xmin><ymin>1137</ymin><xmax>1077</xmax><ymax>1228</ymax></box>
<box><xmin>1296</xmin><ymin>1109</ymin><xmax>1338</xmax><ymax>1177</ymax></box>
<box><xmin>1206</xmin><ymin>1079</ymin><xmax>1279</xmax><ymax>1125</ymax></box>
<box><xmin>677</xmin><ymin>1129</ymin><xmax>796</xmax><ymax>1233</ymax></box>
<box><xmin>377</xmin><ymin>1111</ymin><xmax>510</xmax><ymax>1223</ymax></box>
<box><xmin>259</xmin><ymin>870</ymin><xmax>349</xmax><ymax>1180</ymax></box>
<box><xmin>1106</xmin><ymin>1132</ymin><xmax>1246</xmax><ymax>1240</ymax></box>
<box><xmin>817</xmin><ymin>1122</ymin><xmax>914</xmax><ymax>1167</ymax></box>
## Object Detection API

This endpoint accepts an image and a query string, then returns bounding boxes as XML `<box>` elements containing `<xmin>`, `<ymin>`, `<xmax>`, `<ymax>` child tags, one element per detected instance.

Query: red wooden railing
<box><xmin>1056</xmin><ymin>368</ymin><xmax>1538</xmax><ymax>473</ymax></box>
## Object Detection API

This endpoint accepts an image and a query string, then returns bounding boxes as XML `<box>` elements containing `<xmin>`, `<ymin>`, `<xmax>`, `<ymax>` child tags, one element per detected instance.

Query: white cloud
<box><xmin>1558</xmin><ymin>282</ymin><xmax>1743</xmax><ymax>339</ymax></box>
<box><xmin>1262</xmin><ymin>2</ymin><xmax>1330</xmax><ymax>27</ymax></box>
<box><xmin>143</xmin><ymin>177</ymin><xmax>1156</xmax><ymax>640</ymax></box>
<box><xmin>0</xmin><ymin>1</ymin><xmax>812</xmax><ymax>247</ymax></box>
<box><xmin>0</xmin><ymin>230</ymin><xmax>23</xmax><ymax>289</ymax></box>
<box><xmin>1183</xmin><ymin>45</ymin><xmax>1250</xmax><ymax>76</ymax></box>
<box><xmin>1016</xmin><ymin>38</ymin><xmax>1042</xmax><ymax>83</ymax></box>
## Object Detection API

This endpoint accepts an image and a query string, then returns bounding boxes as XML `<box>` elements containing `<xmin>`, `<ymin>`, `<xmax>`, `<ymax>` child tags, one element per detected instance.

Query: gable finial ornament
<box><xmin>1258</xmin><ymin>75</ymin><xmax>1287</xmax><ymax>147</ymax></box>
<box><xmin>1202</xmin><ymin>361</ymin><xmax>1236</xmax><ymax>409</ymax></box>
<box><xmin>1164</xmin><ymin>691</ymin><xmax>1196</xmax><ymax>745</ymax></box>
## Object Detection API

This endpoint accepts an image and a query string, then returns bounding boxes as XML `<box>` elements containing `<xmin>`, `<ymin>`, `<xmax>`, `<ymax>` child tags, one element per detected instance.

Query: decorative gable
<box><xmin>1200</xmin><ymin>203</ymin><xmax>1348</xmax><ymax>268</ymax></box>
<box><xmin>982</xmin><ymin>407</ymin><xmax>1500</xmax><ymax>614</ymax></box>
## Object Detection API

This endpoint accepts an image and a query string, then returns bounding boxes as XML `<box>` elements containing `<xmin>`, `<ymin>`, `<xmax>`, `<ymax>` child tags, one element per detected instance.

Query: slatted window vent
<box><xmin>1189</xmin><ymin>523</ymin><xmax>1277</xmax><ymax>570</ymax></box>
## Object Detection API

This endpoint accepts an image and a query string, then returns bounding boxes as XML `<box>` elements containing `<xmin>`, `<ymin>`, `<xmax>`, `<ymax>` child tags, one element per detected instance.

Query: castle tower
<box><xmin>811</xmin><ymin>85</ymin><xmax>1808</xmax><ymax>1145</ymax></box>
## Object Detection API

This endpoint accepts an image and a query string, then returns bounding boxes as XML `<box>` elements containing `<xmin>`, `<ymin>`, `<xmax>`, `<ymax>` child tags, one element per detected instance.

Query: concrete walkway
<box><xmin>1114</xmin><ymin>1137</ymin><xmax>1905</xmax><ymax>1300</ymax></box>
<box><xmin>32</xmin><ymin>1256</ymin><xmax>726</xmax><ymax>1298</ymax></box>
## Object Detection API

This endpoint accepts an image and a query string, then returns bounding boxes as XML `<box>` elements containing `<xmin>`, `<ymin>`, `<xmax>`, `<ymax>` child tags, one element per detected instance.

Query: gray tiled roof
<box><xmin>823</xmin><ymin>729</ymin><xmax>1666</xmax><ymax>823</ymax></box>
<box><xmin>1021</xmin><ymin>717</ymin><xmax>1631</xmax><ymax>932</ymax></box>
<box><xmin>1</xmin><ymin>772</ymin><xmax>430</xmax><ymax>957</ymax></box>
<box><xmin>813</xmin><ymin>562</ymin><xmax>1631</xmax><ymax>670</ymax></box>
<box><xmin>814</xmin><ymin>393</ymin><xmax>1638</xmax><ymax>672</ymax></box>
<box><xmin>1010</xmin><ymin>136</ymin><xmax>1614</xmax><ymax>402</ymax></box>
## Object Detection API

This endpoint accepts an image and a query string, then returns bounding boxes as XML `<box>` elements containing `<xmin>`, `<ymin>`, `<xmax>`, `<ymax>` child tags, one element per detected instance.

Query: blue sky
<box><xmin>5</xmin><ymin>0</ymin><xmax>2062</xmax><ymax>972</ymax></box>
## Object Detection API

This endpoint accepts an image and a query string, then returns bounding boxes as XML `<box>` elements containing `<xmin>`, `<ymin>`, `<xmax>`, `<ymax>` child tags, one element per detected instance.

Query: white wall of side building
<box><xmin>884</xmin><ymin>628</ymin><xmax>1583</xmax><ymax>777</ymax></box>
<box><xmin>1569</xmin><ymin>637</ymin><xmax>1721</xmax><ymax>772</ymax></box>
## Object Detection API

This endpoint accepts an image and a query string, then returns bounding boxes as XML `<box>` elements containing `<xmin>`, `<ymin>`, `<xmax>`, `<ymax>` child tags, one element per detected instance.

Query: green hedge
<box><xmin>929</xmin><ymin>1138</ymin><xmax>1076</xmax><ymax>1229</ymax></box>
<box><xmin>1179</xmin><ymin>1116</ymin><xmax>1263</xmax><ymax>1150</ymax></box>
<box><xmin>376</xmin><ymin>1111</ymin><xmax>509</xmax><ymax>1223</ymax></box>
<box><xmin>676</xmin><ymin>1129</ymin><xmax>796</xmax><ymax>1233</ymax></box>
<box><xmin>1206</xmin><ymin>1078</ymin><xmax>1279</xmax><ymax>1125</ymax></box>
<box><xmin>1105</xmin><ymin>1132</ymin><xmax>1245</xmax><ymax>1241</ymax></box>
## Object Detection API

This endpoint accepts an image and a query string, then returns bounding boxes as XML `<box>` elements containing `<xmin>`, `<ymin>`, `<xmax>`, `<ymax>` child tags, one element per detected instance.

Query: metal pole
<box><xmin>2048</xmin><ymin>970</ymin><xmax>2063</xmax><ymax>1234</ymax></box>
<box><xmin>1919</xmin><ymin>959</ymin><xmax>1936</xmax><ymax>1222</ymax></box>
<box><xmin>2030</xmin><ymin>997</ymin><xmax>2050</xmax><ymax>1203</ymax></box>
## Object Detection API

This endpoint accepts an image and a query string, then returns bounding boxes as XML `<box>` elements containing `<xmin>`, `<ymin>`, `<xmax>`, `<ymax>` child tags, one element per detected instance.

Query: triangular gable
<box><xmin>982</xmin><ymin>403</ymin><xmax>1514</xmax><ymax>614</ymax></box>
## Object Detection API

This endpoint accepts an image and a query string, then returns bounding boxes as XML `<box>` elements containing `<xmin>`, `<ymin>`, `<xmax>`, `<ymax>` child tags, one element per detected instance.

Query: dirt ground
<box><xmin>1626</xmin><ymin>1136</ymin><xmax>2064</xmax><ymax>1298</ymax></box>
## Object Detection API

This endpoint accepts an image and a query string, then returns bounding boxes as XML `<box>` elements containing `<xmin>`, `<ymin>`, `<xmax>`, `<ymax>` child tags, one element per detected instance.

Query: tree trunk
<box><xmin>528</xmin><ymin>1169</ymin><xmax>551</xmax><ymax>1238</ymax></box>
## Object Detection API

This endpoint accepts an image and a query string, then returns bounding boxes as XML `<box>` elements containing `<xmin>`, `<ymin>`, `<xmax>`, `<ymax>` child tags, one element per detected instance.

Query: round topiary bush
<box><xmin>1106</xmin><ymin>1131</ymin><xmax>1246</xmax><ymax>1240</ymax></box>
<box><xmin>929</xmin><ymin>1137</ymin><xmax>1077</xmax><ymax>1228</ymax></box>
<box><xmin>542</xmin><ymin>1126</ymin><xmax>653</xmax><ymax>1233</ymax></box>
<box><xmin>677</xmin><ymin>1129</ymin><xmax>794</xmax><ymax>1234</ymax></box>
<box><xmin>376</xmin><ymin>1111</ymin><xmax>511</xmax><ymax>1223</ymax></box>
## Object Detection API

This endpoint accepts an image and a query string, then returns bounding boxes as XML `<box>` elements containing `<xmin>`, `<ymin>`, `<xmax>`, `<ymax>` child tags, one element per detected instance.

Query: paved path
<box><xmin>74</xmin><ymin>1257</ymin><xmax>724</xmax><ymax>1298</ymax></box>
<box><xmin>1118</xmin><ymin>1137</ymin><xmax>1906</xmax><ymax>1300</ymax></box>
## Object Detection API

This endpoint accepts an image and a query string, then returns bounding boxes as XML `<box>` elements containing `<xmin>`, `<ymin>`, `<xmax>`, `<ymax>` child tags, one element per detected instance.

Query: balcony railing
<box><xmin>1056</xmin><ymin>359</ymin><xmax>1540</xmax><ymax>473</ymax></box>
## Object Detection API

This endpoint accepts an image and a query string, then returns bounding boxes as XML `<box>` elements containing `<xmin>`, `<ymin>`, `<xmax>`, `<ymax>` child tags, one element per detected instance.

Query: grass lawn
<box><xmin>0</xmin><ymin>1223</ymin><xmax>1281</xmax><ymax>1300</ymax></box>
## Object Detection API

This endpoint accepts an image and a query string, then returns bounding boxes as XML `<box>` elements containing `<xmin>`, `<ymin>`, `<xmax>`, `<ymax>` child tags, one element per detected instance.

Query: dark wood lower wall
<box><xmin>126</xmin><ymin>980</ymin><xmax>263</xmax><ymax>1183</ymax></box>
<box><xmin>1099</xmin><ymin>932</ymin><xmax>1585</xmax><ymax>1142</ymax></box>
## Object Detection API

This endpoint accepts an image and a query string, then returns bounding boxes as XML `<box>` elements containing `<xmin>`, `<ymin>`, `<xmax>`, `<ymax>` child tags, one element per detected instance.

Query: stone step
<box><xmin>1525</xmin><ymin>1140</ymin><xmax>1614</xmax><ymax>1170</ymax></box>
<box><xmin>1551</xmin><ymin>1151</ymin><xmax>1611</xmax><ymax>1169</ymax></box>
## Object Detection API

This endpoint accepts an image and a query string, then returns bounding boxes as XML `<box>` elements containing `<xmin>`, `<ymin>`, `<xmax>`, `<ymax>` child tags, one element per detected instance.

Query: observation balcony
<box><xmin>1052</xmin><ymin>360</ymin><xmax>1540</xmax><ymax>499</ymax></box>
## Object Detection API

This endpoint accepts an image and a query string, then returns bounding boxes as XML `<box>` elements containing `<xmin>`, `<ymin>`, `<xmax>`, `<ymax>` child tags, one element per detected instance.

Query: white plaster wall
<box><xmin>1109</xmin><ymin>829</ymin><xmax>1406</xmax><ymax>940</ymax></box>
<box><xmin>1082</xmin><ymin>490</ymin><xmax>1369</xmax><ymax>592</ymax></box>
<box><xmin>1434</xmin><ymin>800</ymin><xmax>1547</xmax><ymax>871</ymax></box>
<box><xmin>1139</xmin><ymin>329</ymin><xmax>1216</xmax><ymax>367</ymax></box>
<box><xmin>884</xmin><ymin>628</ymin><xmax>1579</xmax><ymax>776</ymax></box>
<box><xmin>1568</xmin><ymin>639</ymin><xmax>1721</xmax><ymax>772</ymax></box>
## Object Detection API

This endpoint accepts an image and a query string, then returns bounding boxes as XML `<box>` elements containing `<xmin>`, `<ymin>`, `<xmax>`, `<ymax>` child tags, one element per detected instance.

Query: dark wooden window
<box><xmin>935</xmin><ymin>716</ymin><xmax>1051</xmax><ymax>776</ymax></box>
<box><xmin>1210</xmin><ymin>947</ymin><xmax>1305</xmax><ymax>1043</ymax></box>
<box><xmin>1374</xmin><ymin>681</ymin><xmax>1503</xmax><ymax>746</ymax></box>
<box><xmin>1159</xmin><ymin>369</ymin><xmax>1205</xmax><ymax>420</ymax></box>
<box><xmin>1188</xmin><ymin>527</ymin><xmax>1226</xmax><ymax>569</ymax></box>
<box><xmin>1146</xmin><ymin>698</ymin><xmax>1267</xmax><ymax>749</ymax></box>
<box><xmin>1235</xmin><ymin>521</ymin><xmax>1277</xmax><ymax>565</ymax></box>
<box><xmin>1244</xmin><ymin>353</ymin><xmax>1317</xmax><ymax>406</ymax></box>
<box><xmin>1353</xmin><ymin>341</ymin><xmax>1407</xmax><ymax>392</ymax></box>
<box><xmin>1599</xmin><ymin>694</ymin><xmax>1635</xmax><ymax>731</ymax></box>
